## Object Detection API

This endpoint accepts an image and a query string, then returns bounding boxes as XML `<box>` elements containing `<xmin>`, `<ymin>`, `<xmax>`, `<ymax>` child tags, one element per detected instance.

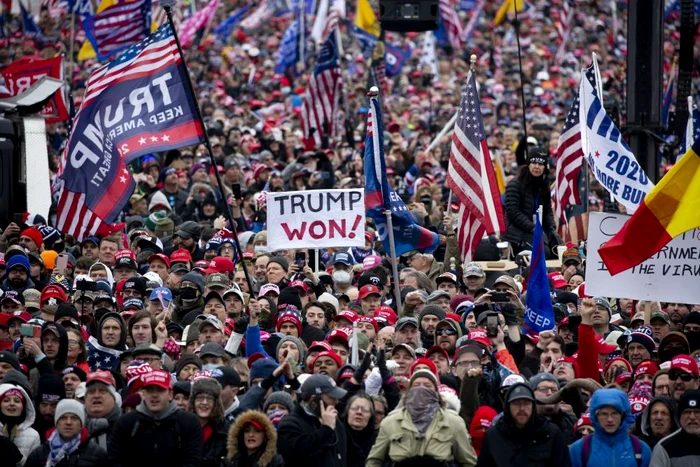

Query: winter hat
<box><xmin>276</xmin><ymin>312</ymin><xmax>302</xmax><ymax>335</ymax></box>
<box><xmin>633</xmin><ymin>360</ymin><xmax>660</xmax><ymax>381</ymax></box>
<box><xmin>54</xmin><ymin>399</ymin><xmax>86</xmax><ymax>427</ymax></box>
<box><xmin>20</xmin><ymin>227</ymin><xmax>43</xmax><ymax>249</ymax></box>
<box><xmin>263</xmin><ymin>391</ymin><xmax>294</xmax><ymax>413</ymax></box>
<box><xmin>122</xmin><ymin>393</ymin><xmax>141</xmax><ymax>410</ymax></box>
<box><xmin>180</xmin><ymin>272</ymin><xmax>205</xmax><ymax>293</ymax></box>
<box><xmin>173</xmin><ymin>381</ymin><xmax>191</xmax><ymax>397</ymax></box>
<box><xmin>310</xmin><ymin>351</ymin><xmax>342</xmax><ymax>373</ymax></box>
<box><xmin>529</xmin><ymin>373</ymin><xmax>560</xmax><ymax>392</ymax></box>
<box><xmin>469</xmin><ymin>405</ymin><xmax>497</xmax><ymax>455</ymax></box>
<box><xmin>191</xmin><ymin>377</ymin><xmax>222</xmax><ymax>399</ymax></box>
<box><xmin>278</xmin><ymin>287</ymin><xmax>302</xmax><ymax>311</ymax></box>
<box><xmin>275</xmin><ymin>335</ymin><xmax>305</xmax><ymax>363</ymax></box>
<box><xmin>36</xmin><ymin>374</ymin><xmax>66</xmax><ymax>404</ymax></box>
<box><xmin>268</xmin><ymin>256</ymin><xmax>289</xmax><ymax>272</ymax></box>
<box><xmin>409</xmin><ymin>369</ymin><xmax>439</xmax><ymax>390</ymax></box>
<box><xmin>0</xmin><ymin>387</ymin><xmax>25</xmax><ymax>405</ymax></box>
<box><xmin>409</xmin><ymin>358</ymin><xmax>438</xmax><ymax>377</ymax></box>
<box><xmin>0</xmin><ymin>351</ymin><xmax>20</xmax><ymax>372</ymax></box>
<box><xmin>628</xmin><ymin>330</ymin><xmax>656</xmax><ymax>355</ymax></box>
<box><xmin>250</xmin><ymin>358</ymin><xmax>278</xmax><ymax>382</ymax></box>
<box><xmin>418</xmin><ymin>305</ymin><xmax>447</xmax><ymax>323</ymax></box>
<box><xmin>605</xmin><ymin>356</ymin><xmax>633</xmax><ymax>375</ymax></box>
<box><xmin>174</xmin><ymin>353</ymin><xmax>203</xmax><ymax>377</ymax></box>
<box><xmin>574</xmin><ymin>413</ymin><xmax>593</xmax><ymax>434</ymax></box>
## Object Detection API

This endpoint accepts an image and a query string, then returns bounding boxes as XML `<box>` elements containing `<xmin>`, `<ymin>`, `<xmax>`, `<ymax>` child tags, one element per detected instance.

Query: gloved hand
<box><xmin>376</xmin><ymin>349</ymin><xmax>392</xmax><ymax>383</ymax></box>
<box><xmin>234</xmin><ymin>315</ymin><xmax>249</xmax><ymax>334</ymax></box>
<box><xmin>353</xmin><ymin>351</ymin><xmax>372</xmax><ymax>383</ymax></box>
<box><xmin>500</xmin><ymin>303</ymin><xmax>519</xmax><ymax>326</ymax></box>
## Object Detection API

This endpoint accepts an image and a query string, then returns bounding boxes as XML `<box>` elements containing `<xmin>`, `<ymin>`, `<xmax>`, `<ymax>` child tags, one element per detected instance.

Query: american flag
<box><xmin>240</xmin><ymin>0</ymin><xmax>273</xmax><ymax>30</ymax></box>
<box><xmin>178</xmin><ymin>0</ymin><xmax>218</xmax><ymax>48</ymax></box>
<box><xmin>446</xmin><ymin>71</ymin><xmax>505</xmax><ymax>262</ymax></box>
<box><xmin>87</xmin><ymin>336</ymin><xmax>123</xmax><ymax>371</ymax></box>
<box><xmin>301</xmin><ymin>32</ymin><xmax>342</xmax><ymax>149</ymax></box>
<box><xmin>320</xmin><ymin>0</ymin><xmax>345</xmax><ymax>43</ymax></box>
<box><xmin>553</xmin><ymin>65</ymin><xmax>595</xmax><ymax>222</ymax></box>
<box><xmin>555</xmin><ymin>0</ymin><xmax>574</xmax><ymax>61</ymax></box>
<box><xmin>82</xmin><ymin>0</ymin><xmax>152</xmax><ymax>61</ymax></box>
<box><xmin>152</xmin><ymin>0</ymin><xmax>182</xmax><ymax>28</ymax></box>
<box><xmin>54</xmin><ymin>23</ymin><xmax>206</xmax><ymax>241</ymax></box>
<box><xmin>439</xmin><ymin>0</ymin><xmax>463</xmax><ymax>49</ymax></box>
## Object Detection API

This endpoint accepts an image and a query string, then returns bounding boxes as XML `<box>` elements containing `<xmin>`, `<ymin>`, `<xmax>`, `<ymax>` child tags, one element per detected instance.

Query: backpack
<box><xmin>581</xmin><ymin>434</ymin><xmax>642</xmax><ymax>467</ymax></box>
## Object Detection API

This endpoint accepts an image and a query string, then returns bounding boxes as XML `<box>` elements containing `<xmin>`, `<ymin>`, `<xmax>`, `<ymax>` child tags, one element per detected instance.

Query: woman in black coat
<box><xmin>342</xmin><ymin>393</ymin><xmax>378</xmax><ymax>467</ymax></box>
<box><xmin>502</xmin><ymin>147</ymin><xmax>558</xmax><ymax>257</ymax></box>
<box><xmin>189</xmin><ymin>378</ymin><xmax>230</xmax><ymax>467</ymax></box>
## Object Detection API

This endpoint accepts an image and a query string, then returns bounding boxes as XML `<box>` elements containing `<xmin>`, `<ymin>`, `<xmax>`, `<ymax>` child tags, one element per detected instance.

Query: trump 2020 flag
<box><xmin>53</xmin><ymin>23</ymin><xmax>206</xmax><ymax>241</ymax></box>
<box><xmin>523</xmin><ymin>212</ymin><xmax>555</xmax><ymax>334</ymax></box>
<box><xmin>364</xmin><ymin>94</ymin><xmax>439</xmax><ymax>256</ymax></box>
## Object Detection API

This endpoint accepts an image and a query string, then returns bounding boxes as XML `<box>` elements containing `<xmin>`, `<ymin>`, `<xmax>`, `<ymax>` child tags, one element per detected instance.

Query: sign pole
<box><xmin>384</xmin><ymin>207</ymin><xmax>402</xmax><ymax>311</ymax></box>
<box><xmin>163</xmin><ymin>1</ymin><xmax>254</xmax><ymax>294</ymax></box>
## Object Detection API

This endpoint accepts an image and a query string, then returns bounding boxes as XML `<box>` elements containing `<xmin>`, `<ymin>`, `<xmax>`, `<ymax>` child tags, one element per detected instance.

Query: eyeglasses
<box><xmin>535</xmin><ymin>386</ymin><xmax>558</xmax><ymax>395</ymax></box>
<box><xmin>597</xmin><ymin>410</ymin><xmax>622</xmax><ymax>420</ymax></box>
<box><xmin>455</xmin><ymin>360</ymin><xmax>480</xmax><ymax>369</ymax></box>
<box><xmin>195</xmin><ymin>395</ymin><xmax>215</xmax><ymax>403</ymax></box>
<box><xmin>349</xmin><ymin>405</ymin><xmax>372</xmax><ymax>414</ymax></box>
<box><xmin>669</xmin><ymin>371</ymin><xmax>697</xmax><ymax>382</ymax></box>
<box><xmin>436</xmin><ymin>328</ymin><xmax>456</xmax><ymax>336</ymax></box>
<box><xmin>68</xmin><ymin>339</ymin><xmax>80</xmax><ymax>347</ymax></box>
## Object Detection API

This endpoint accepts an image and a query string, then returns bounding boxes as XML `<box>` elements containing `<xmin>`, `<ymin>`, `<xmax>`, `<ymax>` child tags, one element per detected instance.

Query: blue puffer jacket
<box><xmin>569</xmin><ymin>389</ymin><xmax>652</xmax><ymax>467</ymax></box>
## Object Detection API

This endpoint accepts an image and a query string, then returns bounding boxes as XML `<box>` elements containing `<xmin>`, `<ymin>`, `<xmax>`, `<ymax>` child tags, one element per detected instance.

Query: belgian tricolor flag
<box><xmin>599</xmin><ymin>141</ymin><xmax>700</xmax><ymax>275</ymax></box>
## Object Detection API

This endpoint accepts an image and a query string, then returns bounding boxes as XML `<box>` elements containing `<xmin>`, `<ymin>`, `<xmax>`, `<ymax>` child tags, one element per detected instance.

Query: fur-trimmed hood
<box><xmin>227</xmin><ymin>410</ymin><xmax>278</xmax><ymax>467</ymax></box>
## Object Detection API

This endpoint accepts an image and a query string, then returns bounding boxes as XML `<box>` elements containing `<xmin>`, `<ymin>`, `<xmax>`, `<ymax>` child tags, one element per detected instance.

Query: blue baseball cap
<box><xmin>150</xmin><ymin>287</ymin><xmax>172</xmax><ymax>309</ymax></box>
<box><xmin>331</xmin><ymin>252</ymin><xmax>354</xmax><ymax>266</ymax></box>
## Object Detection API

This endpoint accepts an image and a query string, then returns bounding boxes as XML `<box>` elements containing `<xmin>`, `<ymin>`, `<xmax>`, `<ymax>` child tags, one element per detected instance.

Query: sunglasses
<box><xmin>436</xmin><ymin>328</ymin><xmax>457</xmax><ymax>336</ymax></box>
<box><xmin>669</xmin><ymin>371</ymin><xmax>697</xmax><ymax>382</ymax></box>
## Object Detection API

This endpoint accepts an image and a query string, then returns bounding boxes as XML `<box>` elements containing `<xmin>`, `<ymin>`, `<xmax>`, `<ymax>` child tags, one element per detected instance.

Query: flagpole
<box><xmin>68</xmin><ymin>10</ymin><xmax>76</xmax><ymax>82</ymax></box>
<box><xmin>369</xmin><ymin>85</ymin><xmax>403</xmax><ymax>311</ymax></box>
<box><xmin>512</xmin><ymin>2</ymin><xmax>528</xmax><ymax>143</ymax></box>
<box><xmin>426</xmin><ymin>111</ymin><xmax>458</xmax><ymax>153</ymax></box>
<box><xmin>163</xmin><ymin>1</ymin><xmax>255</xmax><ymax>295</ymax></box>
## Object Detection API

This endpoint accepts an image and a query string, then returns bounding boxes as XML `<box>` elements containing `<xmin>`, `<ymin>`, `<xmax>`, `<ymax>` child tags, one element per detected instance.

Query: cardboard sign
<box><xmin>266</xmin><ymin>190</ymin><xmax>365</xmax><ymax>250</ymax></box>
<box><xmin>586</xmin><ymin>212</ymin><xmax>700</xmax><ymax>303</ymax></box>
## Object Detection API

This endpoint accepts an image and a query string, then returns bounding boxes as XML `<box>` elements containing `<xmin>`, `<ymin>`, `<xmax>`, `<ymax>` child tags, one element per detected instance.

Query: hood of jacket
<box><xmin>0</xmin><ymin>383</ymin><xmax>35</xmax><ymax>430</ymax></box>
<box><xmin>590</xmin><ymin>388</ymin><xmax>635</xmax><ymax>442</ymax></box>
<box><xmin>501</xmin><ymin>383</ymin><xmax>537</xmax><ymax>435</ymax></box>
<box><xmin>227</xmin><ymin>410</ymin><xmax>278</xmax><ymax>467</ymax></box>
<box><xmin>640</xmin><ymin>396</ymin><xmax>679</xmax><ymax>437</ymax></box>
<box><xmin>149</xmin><ymin>191</ymin><xmax>172</xmax><ymax>212</ymax></box>
<box><xmin>41</xmin><ymin>321</ymin><xmax>69</xmax><ymax>371</ymax></box>
<box><xmin>136</xmin><ymin>399</ymin><xmax>179</xmax><ymax>421</ymax></box>
<box><xmin>88</xmin><ymin>261</ymin><xmax>114</xmax><ymax>289</ymax></box>
<box><xmin>97</xmin><ymin>312</ymin><xmax>127</xmax><ymax>350</ymax></box>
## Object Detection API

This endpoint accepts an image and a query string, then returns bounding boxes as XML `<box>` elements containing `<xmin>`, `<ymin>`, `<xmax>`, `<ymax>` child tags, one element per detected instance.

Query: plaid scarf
<box><xmin>47</xmin><ymin>429</ymin><xmax>81</xmax><ymax>466</ymax></box>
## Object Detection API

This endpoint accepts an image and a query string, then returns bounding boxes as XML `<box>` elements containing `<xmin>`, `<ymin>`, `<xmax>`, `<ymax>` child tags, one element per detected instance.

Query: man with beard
<box><xmin>172</xmin><ymin>272</ymin><xmax>205</xmax><ymax>325</ymax></box>
<box><xmin>61</xmin><ymin>366</ymin><xmax>87</xmax><ymax>399</ymax></box>
<box><xmin>478</xmin><ymin>383</ymin><xmax>568</xmax><ymax>466</ymax></box>
<box><xmin>530</xmin><ymin>373</ymin><xmax>577</xmax><ymax>445</ymax></box>
<box><xmin>33</xmin><ymin>374</ymin><xmax>66</xmax><ymax>442</ymax></box>
<box><xmin>434</xmin><ymin>319</ymin><xmax>461</xmax><ymax>357</ymax></box>
<box><xmin>394</xmin><ymin>317</ymin><xmax>421</xmax><ymax>349</ymax></box>
<box><xmin>85</xmin><ymin>371</ymin><xmax>122</xmax><ymax>450</ymax></box>
<box><xmin>169</xmin><ymin>221</ymin><xmax>204</xmax><ymax>261</ymax></box>
<box><xmin>2</xmin><ymin>255</ymin><xmax>34</xmax><ymax>293</ymax></box>
<box><xmin>665</xmin><ymin>303</ymin><xmax>691</xmax><ymax>329</ymax></box>
<box><xmin>639</xmin><ymin>397</ymin><xmax>679</xmax><ymax>448</ymax></box>
<box><xmin>626</xmin><ymin>328</ymin><xmax>656</xmax><ymax>369</ymax></box>
<box><xmin>417</xmin><ymin>305</ymin><xmax>445</xmax><ymax>349</ymax></box>
<box><xmin>682</xmin><ymin>312</ymin><xmax>700</xmax><ymax>353</ymax></box>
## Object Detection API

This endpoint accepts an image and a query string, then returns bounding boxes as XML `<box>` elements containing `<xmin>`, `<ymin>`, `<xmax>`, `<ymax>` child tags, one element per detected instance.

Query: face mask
<box><xmin>254</xmin><ymin>246</ymin><xmax>267</xmax><ymax>254</ymax></box>
<box><xmin>686</xmin><ymin>331</ymin><xmax>700</xmax><ymax>353</ymax></box>
<box><xmin>332</xmin><ymin>270</ymin><xmax>351</xmax><ymax>285</ymax></box>
<box><xmin>202</xmin><ymin>363</ymin><xmax>219</xmax><ymax>371</ymax></box>
<box><xmin>180</xmin><ymin>287</ymin><xmax>198</xmax><ymax>300</ymax></box>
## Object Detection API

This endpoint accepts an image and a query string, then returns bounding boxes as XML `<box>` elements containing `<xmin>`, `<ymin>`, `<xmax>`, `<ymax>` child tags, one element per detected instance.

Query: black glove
<box><xmin>500</xmin><ymin>303</ymin><xmax>518</xmax><ymax>326</ymax></box>
<box><xmin>234</xmin><ymin>315</ymin><xmax>249</xmax><ymax>334</ymax></box>
<box><xmin>376</xmin><ymin>349</ymin><xmax>392</xmax><ymax>382</ymax></box>
<box><xmin>353</xmin><ymin>351</ymin><xmax>372</xmax><ymax>383</ymax></box>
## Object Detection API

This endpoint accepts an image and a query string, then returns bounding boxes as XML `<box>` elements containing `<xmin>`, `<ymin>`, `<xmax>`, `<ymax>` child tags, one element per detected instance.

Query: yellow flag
<box><xmin>494</xmin><ymin>0</ymin><xmax>524</xmax><ymax>25</ymax></box>
<box><xmin>355</xmin><ymin>0</ymin><xmax>380</xmax><ymax>37</ymax></box>
<box><xmin>78</xmin><ymin>0</ymin><xmax>159</xmax><ymax>62</ymax></box>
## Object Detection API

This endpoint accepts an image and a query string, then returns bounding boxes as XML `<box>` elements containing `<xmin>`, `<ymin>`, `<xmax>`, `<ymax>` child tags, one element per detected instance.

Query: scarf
<box><xmin>46</xmin><ymin>429</ymin><xmax>81</xmax><ymax>467</ymax></box>
<box><xmin>405</xmin><ymin>386</ymin><xmax>440</xmax><ymax>439</ymax></box>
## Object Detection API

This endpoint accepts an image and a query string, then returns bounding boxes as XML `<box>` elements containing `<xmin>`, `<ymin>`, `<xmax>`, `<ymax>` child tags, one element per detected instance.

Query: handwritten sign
<box><xmin>586</xmin><ymin>212</ymin><xmax>700</xmax><ymax>303</ymax></box>
<box><xmin>267</xmin><ymin>190</ymin><xmax>366</xmax><ymax>250</ymax></box>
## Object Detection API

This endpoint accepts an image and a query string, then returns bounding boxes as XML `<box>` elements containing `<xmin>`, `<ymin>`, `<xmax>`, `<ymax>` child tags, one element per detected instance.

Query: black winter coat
<box><xmin>477</xmin><ymin>412</ymin><xmax>570</xmax><ymax>467</ymax></box>
<box><xmin>107</xmin><ymin>401</ymin><xmax>203</xmax><ymax>467</ymax></box>
<box><xmin>503</xmin><ymin>177</ymin><xmax>556</xmax><ymax>247</ymax></box>
<box><xmin>277</xmin><ymin>404</ymin><xmax>347</xmax><ymax>467</ymax></box>
<box><xmin>25</xmin><ymin>436</ymin><xmax>108</xmax><ymax>467</ymax></box>
<box><xmin>202</xmin><ymin>420</ymin><xmax>230</xmax><ymax>467</ymax></box>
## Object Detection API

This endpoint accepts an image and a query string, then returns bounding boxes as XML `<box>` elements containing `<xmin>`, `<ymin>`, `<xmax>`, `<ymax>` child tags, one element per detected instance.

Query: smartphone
<box><xmin>295</xmin><ymin>252</ymin><xmax>306</xmax><ymax>269</ymax></box>
<box><xmin>54</xmin><ymin>254</ymin><xmax>69</xmax><ymax>275</ymax></box>
<box><xmin>232</xmin><ymin>183</ymin><xmax>241</xmax><ymax>200</ymax></box>
<box><xmin>20</xmin><ymin>324</ymin><xmax>41</xmax><ymax>338</ymax></box>
<box><xmin>486</xmin><ymin>313</ymin><xmax>499</xmax><ymax>338</ymax></box>
<box><xmin>491</xmin><ymin>292</ymin><xmax>510</xmax><ymax>303</ymax></box>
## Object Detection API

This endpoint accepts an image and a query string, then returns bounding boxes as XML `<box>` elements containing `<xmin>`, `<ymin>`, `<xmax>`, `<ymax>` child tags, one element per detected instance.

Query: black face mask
<box><xmin>660</xmin><ymin>345</ymin><xmax>687</xmax><ymax>363</ymax></box>
<box><xmin>180</xmin><ymin>287</ymin><xmax>198</xmax><ymax>300</ymax></box>
<box><xmin>685</xmin><ymin>331</ymin><xmax>700</xmax><ymax>353</ymax></box>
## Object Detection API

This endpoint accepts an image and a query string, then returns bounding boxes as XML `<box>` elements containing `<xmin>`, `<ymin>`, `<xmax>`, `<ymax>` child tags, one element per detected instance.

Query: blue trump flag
<box><xmin>364</xmin><ymin>94</ymin><xmax>439</xmax><ymax>256</ymax></box>
<box><xmin>523</xmin><ymin>211</ymin><xmax>555</xmax><ymax>334</ymax></box>
<box><xmin>214</xmin><ymin>4</ymin><xmax>252</xmax><ymax>39</ymax></box>
<box><xmin>275</xmin><ymin>2</ymin><xmax>306</xmax><ymax>73</ymax></box>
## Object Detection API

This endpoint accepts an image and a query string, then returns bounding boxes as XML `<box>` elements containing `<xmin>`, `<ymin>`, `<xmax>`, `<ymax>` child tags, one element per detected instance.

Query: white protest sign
<box><xmin>580</xmin><ymin>75</ymin><xmax>654</xmax><ymax>213</ymax></box>
<box><xmin>586</xmin><ymin>212</ymin><xmax>700</xmax><ymax>303</ymax></box>
<box><xmin>266</xmin><ymin>189</ymin><xmax>366</xmax><ymax>250</ymax></box>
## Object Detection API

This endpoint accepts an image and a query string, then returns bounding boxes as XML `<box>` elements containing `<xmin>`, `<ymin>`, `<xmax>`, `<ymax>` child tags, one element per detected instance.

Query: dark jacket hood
<box><xmin>97</xmin><ymin>312</ymin><xmax>127</xmax><ymax>350</ymax></box>
<box><xmin>640</xmin><ymin>396</ymin><xmax>679</xmax><ymax>437</ymax></box>
<box><xmin>41</xmin><ymin>321</ymin><xmax>69</xmax><ymax>371</ymax></box>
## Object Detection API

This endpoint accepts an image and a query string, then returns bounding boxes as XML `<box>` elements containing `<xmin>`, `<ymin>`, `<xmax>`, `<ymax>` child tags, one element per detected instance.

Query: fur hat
<box><xmin>189</xmin><ymin>378</ymin><xmax>225</xmax><ymax>422</ymax></box>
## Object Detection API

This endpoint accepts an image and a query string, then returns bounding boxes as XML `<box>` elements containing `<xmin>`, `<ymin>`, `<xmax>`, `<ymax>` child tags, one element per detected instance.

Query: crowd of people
<box><xmin>0</xmin><ymin>0</ymin><xmax>698</xmax><ymax>466</ymax></box>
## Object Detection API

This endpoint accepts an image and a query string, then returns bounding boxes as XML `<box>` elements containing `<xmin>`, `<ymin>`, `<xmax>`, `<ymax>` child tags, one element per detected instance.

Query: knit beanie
<box><xmin>36</xmin><ymin>374</ymin><xmax>66</xmax><ymax>405</ymax></box>
<box><xmin>154</xmin><ymin>217</ymin><xmax>175</xmax><ymax>238</ymax></box>
<box><xmin>191</xmin><ymin>377</ymin><xmax>222</xmax><ymax>399</ymax></box>
<box><xmin>268</xmin><ymin>256</ymin><xmax>289</xmax><ymax>272</ymax></box>
<box><xmin>409</xmin><ymin>369</ymin><xmax>439</xmax><ymax>390</ymax></box>
<box><xmin>529</xmin><ymin>373</ymin><xmax>560</xmax><ymax>391</ymax></box>
<box><xmin>144</xmin><ymin>210</ymin><xmax>167</xmax><ymax>232</ymax></box>
<box><xmin>275</xmin><ymin>335</ymin><xmax>306</xmax><ymax>364</ymax></box>
<box><xmin>250</xmin><ymin>358</ymin><xmax>278</xmax><ymax>382</ymax></box>
<box><xmin>54</xmin><ymin>399</ymin><xmax>86</xmax><ymax>427</ymax></box>
<box><xmin>418</xmin><ymin>305</ymin><xmax>446</xmax><ymax>324</ymax></box>
<box><xmin>20</xmin><ymin>227</ymin><xmax>43</xmax><ymax>249</ymax></box>
<box><xmin>263</xmin><ymin>391</ymin><xmax>294</xmax><ymax>413</ymax></box>
<box><xmin>174</xmin><ymin>353</ymin><xmax>203</xmax><ymax>378</ymax></box>
<box><xmin>278</xmin><ymin>287</ymin><xmax>302</xmax><ymax>311</ymax></box>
